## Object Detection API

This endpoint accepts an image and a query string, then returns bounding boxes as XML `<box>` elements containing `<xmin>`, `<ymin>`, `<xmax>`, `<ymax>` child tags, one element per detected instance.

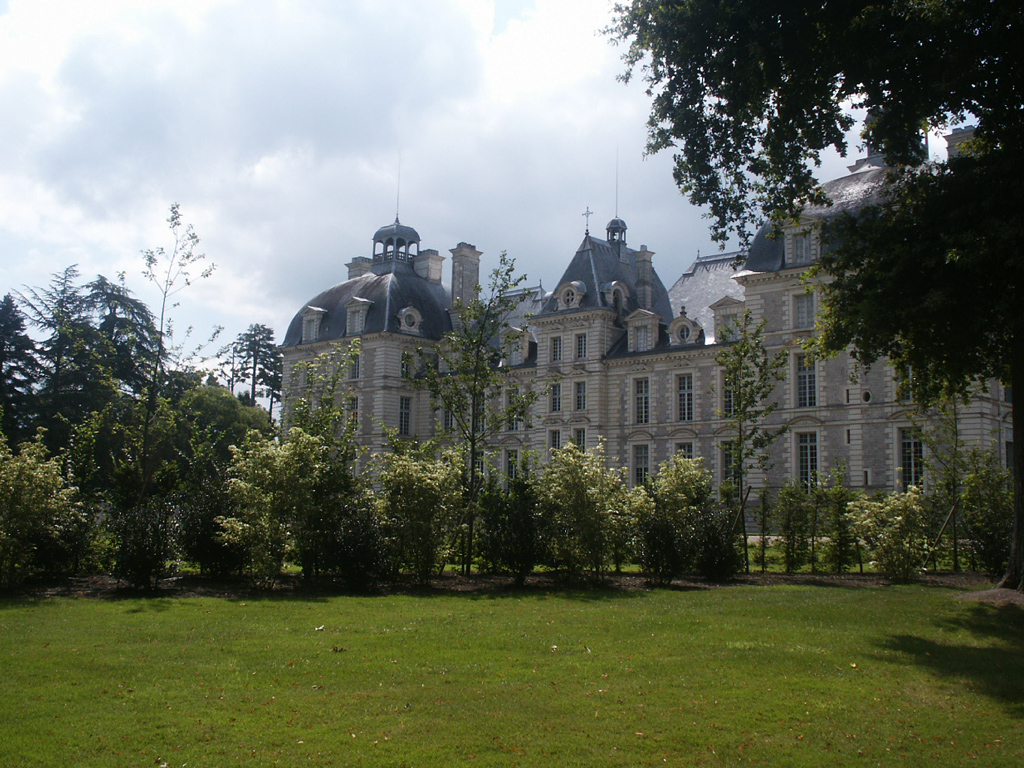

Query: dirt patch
<box><xmin>957</xmin><ymin>587</ymin><xmax>1024</xmax><ymax>607</ymax></box>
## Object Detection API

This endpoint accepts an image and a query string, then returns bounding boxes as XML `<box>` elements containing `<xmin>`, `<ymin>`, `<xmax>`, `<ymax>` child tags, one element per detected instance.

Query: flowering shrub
<box><xmin>846</xmin><ymin>487</ymin><xmax>929</xmax><ymax>581</ymax></box>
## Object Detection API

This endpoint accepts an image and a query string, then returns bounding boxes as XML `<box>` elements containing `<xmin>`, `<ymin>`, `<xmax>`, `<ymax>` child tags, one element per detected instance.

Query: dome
<box><xmin>606</xmin><ymin>217</ymin><xmax>627</xmax><ymax>233</ymax></box>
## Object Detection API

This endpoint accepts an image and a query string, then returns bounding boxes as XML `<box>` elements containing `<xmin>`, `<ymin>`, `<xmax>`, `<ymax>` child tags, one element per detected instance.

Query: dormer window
<box><xmin>626</xmin><ymin>309</ymin><xmax>658</xmax><ymax>353</ymax></box>
<box><xmin>668</xmin><ymin>312</ymin><xmax>702</xmax><ymax>347</ymax></box>
<box><xmin>557</xmin><ymin>280</ymin><xmax>586</xmax><ymax>310</ymax></box>
<box><xmin>502</xmin><ymin>327</ymin><xmax>527</xmax><ymax>366</ymax></box>
<box><xmin>345</xmin><ymin>297</ymin><xmax>373</xmax><ymax>337</ymax></box>
<box><xmin>301</xmin><ymin>306</ymin><xmax>326</xmax><ymax>344</ymax></box>
<box><xmin>790</xmin><ymin>230</ymin><xmax>815</xmax><ymax>267</ymax></box>
<box><xmin>399</xmin><ymin>305</ymin><xmax>423</xmax><ymax>335</ymax></box>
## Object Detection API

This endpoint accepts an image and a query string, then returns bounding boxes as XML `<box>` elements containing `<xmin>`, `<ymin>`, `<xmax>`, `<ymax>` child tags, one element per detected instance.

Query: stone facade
<box><xmin>281</xmin><ymin>164</ymin><xmax>1013</xmax><ymax>493</ymax></box>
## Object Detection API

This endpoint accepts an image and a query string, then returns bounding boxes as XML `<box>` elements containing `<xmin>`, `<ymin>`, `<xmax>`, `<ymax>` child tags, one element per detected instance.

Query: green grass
<box><xmin>1</xmin><ymin>584</ymin><xmax>1021</xmax><ymax>767</ymax></box>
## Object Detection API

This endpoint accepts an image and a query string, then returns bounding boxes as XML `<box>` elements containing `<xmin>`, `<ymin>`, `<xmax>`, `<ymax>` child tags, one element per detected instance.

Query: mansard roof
<box><xmin>281</xmin><ymin>265</ymin><xmax>451</xmax><ymax>346</ymax></box>
<box><xmin>744</xmin><ymin>166</ymin><xmax>890</xmax><ymax>274</ymax></box>
<box><xmin>537</xmin><ymin>233</ymin><xmax>673</xmax><ymax>320</ymax></box>
<box><xmin>668</xmin><ymin>251</ymin><xmax>745</xmax><ymax>339</ymax></box>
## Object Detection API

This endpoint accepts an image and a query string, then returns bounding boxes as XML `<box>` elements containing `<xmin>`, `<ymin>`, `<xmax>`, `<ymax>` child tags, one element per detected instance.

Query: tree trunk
<box><xmin>999</xmin><ymin>333</ymin><xmax>1024</xmax><ymax>590</ymax></box>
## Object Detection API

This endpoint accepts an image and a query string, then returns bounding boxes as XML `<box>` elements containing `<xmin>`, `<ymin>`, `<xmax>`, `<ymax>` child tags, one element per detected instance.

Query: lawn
<box><xmin>1</xmin><ymin>582</ymin><xmax>1021</xmax><ymax>767</ymax></box>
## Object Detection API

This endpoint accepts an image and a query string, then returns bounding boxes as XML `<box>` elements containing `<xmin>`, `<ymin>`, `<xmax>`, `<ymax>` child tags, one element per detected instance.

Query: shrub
<box><xmin>108</xmin><ymin>496</ymin><xmax>175</xmax><ymax>589</ymax></box>
<box><xmin>959</xmin><ymin>449</ymin><xmax>1013</xmax><ymax>578</ymax></box>
<box><xmin>692</xmin><ymin>506</ymin><xmax>743</xmax><ymax>582</ymax></box>
<box><xmin>775</xmin><ymin>482</ymin><xmax>810</xmax><ymax>573</ymax></box>
<box><xmin>847</xmin><ymin>487</ymin><xmax>930</xmax><ymax>581</ymax></box>
<box><xmin>0</xmin><ymin>436</ymin><xmax>82</xmax><ymax>588</ymax></box>
<box><xmin>478</xmin><ymin>467</ymin><xmax>542</xmax><ymax>586</ymax></box>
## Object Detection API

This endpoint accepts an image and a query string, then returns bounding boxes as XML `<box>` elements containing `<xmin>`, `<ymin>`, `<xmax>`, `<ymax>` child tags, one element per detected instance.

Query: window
<box><xmin>551</xmin><ymin>336</ymin><xmax>562</xmax><ymax>362</ymax></box>
<box><xmin>347</xmin><ymin>396</ymin><xmax>358</xmax><ymax>424</ymax></box>
<box><xmin>507</xmin><ymin>389</ymin><xmax>521</xmax><ymax>431</ymax></box>
<box><xmin>349</xmin><ymin>353</ymin><xmax>360</xmax><ymax>380</ymax></box>
<box><xmin>797</xmin><ymin>432</ymin><xmax>818</xmax><ymax>490</ymax></box>
<box><xmin>635</xmin><ymin>378</ymin><xmax>650</xmax><ymax>424</ymax></box>
<box><xmin>1007</xmin><ymin>441</ymin><xmax>1014</xmax><ymax>470</ymax></box>
<box><xmin>1004</xmin><ymin>384</ymin><xmax>1013</xmax><ymax>403</ymax></box>
<box><xmin>793</xmin><ymin>292</ymin><xmax>815</xmax><ymax>329</ymax></box>
<box><xmin>506</xmin><ymin>449</ymin><xmax>519</xmax><ymax>481</ymax></box>
<box><xmin>721</xmin><ymin>442</ymin><xmax>740</xmax><ymax>486</ymax></box>
<box><xmin>510</xmin><ymin>344</ymin><xmax>522</xmax><ymax>366</ymax></box>
<box><xmin>575</xmin><ymin>333</ymin><xmax>587</xmax><ymax>360</ymax></box>
<box><xmin>636</xmin><ymin>325</ymin><xmax>649</xmax><ymax>352</ymax></box>
<box><xmin>897</xmin><ymin>365</ymin><xmax>914</xmax><ymax>403</ymax></box>
<box><xmin>573</xmin><ymin>428</ymin><xmax>586</xmax><ymax>447</ymax></box>
<box><xmin>677</xmin><ymin>373</ymin><xmax>694</xmax><ymax>422</ymax></box>
<box><xmin>401</xmin><ymin>353</ymin><xmax>411</xmax><ymax>379</ymax></box>
<box><xmin>398</xmin><ymin>396</ymin><xmax>411</xmax><ymax>436</ymax></box>
<box><xmin>796</xmin><ymin>354</ymin><xmax>816</xmax><ymax>408</ymax></box>
<box><xmin>575</xmin><ymin>381</ymin><xmax>587</xmax><ymax>410</ymax></box>
<box><xmin>721</xmin><ymin>374</ymin><xmax>735</xmax><ymax>417</ymax></box>
<box><xmin>302</xmin><ymin>314</ymin><xmax>321</xmax><ymax>343</ymax></box>
<box><xmin>675</xmin><ymin>442</ymin><xmax>694</xmax><ymax>459</ymax></box>
<box><xmin>791</xmin><ymin>232</ymin><xmax>813</xmax><ymax>266</ymax></box>
<box><xmin>717</xmin><ymin>313</ymin><xmax>738</xmax><ymax>342</ymax></box>
<box><xmin>633</xmin><ymin>444</ymin><xmax>650</xmax><ymax>486</ymax></box>
<box><xmin>549</xmin><ymin>429</ymin><xmax>562</xmax><ymax>450</ymax></box>
<box><xmin>900</xmin><ymin>428</ymin><xmax>924</xmax><ymax>489</ymax></box>
<box><xmin>442</xmin><ymin>409</ymin><xmax>454</xmax><ymax>431</ymax></box>
<box><xmin>550</xmin><ymin>383</ymin><xmax>562</xmax><ymax>413</ymax></box>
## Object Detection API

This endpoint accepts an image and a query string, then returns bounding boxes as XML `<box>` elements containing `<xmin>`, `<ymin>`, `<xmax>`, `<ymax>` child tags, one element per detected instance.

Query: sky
<box><xmin>0</xmin><ymin>0</ymin><xmax>909</xmax><ymax>363</ymax></box>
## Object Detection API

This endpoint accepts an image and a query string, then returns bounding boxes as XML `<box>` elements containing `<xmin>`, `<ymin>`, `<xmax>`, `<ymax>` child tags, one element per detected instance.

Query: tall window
<box><xmin>507</xmin><ymin>388</ymin><xmax>521</xmax><ymax>431</ymax></box>
<box><xmin>401</xmin><ymin>353</ymin><xmax>411</xmax><ymax>379</ymax></box>
<box><xmin>721</xmin><ymin>374</ymin><xmax>735</xmax><ymax>416</ymax></box>
<box><xmin>636</xmin><ymin>325</ymin><xmax>649</xmax><ymax>352</ymax></box>
<box><xmin>675</xmin><ymin>442</ymin><xmax>694</xmax><ymax>459</ymax></box>
<box><xmin>398</xmin><ymin>396</ymin><xmax>411</xmax><ymax>436</ymax></box>
<box><xmin>900</xmin><ymin>428</ymin><xmax>924</xmax><ymax>489</ymax></box>
<box><xmin>575</xmin><ymin>333</ymin><xmax>587</xmax><ymax>360</ymax></box>
<box><xmin>721</xmin><ymin>442</ymin><xmax>740</xmax><ymax>487</ymax></box>
<box><xmin>796</xmin><ymin>354</ymin><xmax>816</xmax><ymax>408</ymax></box>
<box><xmin>897</xmin><ymin>365</ymin><xmax>915</xmax><ymax>403</ymax></box>
<box><xmin>791</xmin><ymin>232</ymin><xmax>813</xmax><ymax>266</ymax></box>
<box><xmin>506</xmin><ymin>449</ymin><xmax>519</xmax><ymax>481</ymax></box>
<box><xmin>635</xmin><ymin>378</ymin><xmax>650</xmax><ymax>424</ymax></box>
<box><xmin>442</xmin><ymin>409</ymin><xmax>454</xmax><ymax>431</ymax></box>
<box><xmin>633</xmin><ymin>444</ymin><xmax>650</xmax><ymax>486</ymax></box>
<box><xmin>797</xmin><ymin>432</ymin><xmax>818</xmax><ymax>490</ymax></box>
<box><xmin>550</xmin><ymin>383</ymin><xmax>562</xmax><ymax>413</ymax></box>
<box><xmin>575</xmin><ymin>381</ymin><xmax>587</xmax><ymax>410</ymax></box>
<box><xmin>573</xmin><ymin>428</ymin><xmax>586</xmax><ymax>447</ymax></box>
<box><xmin>347</xmin><ymin>396</ymin><xmax>358</xmax><ymax>424</ymax></box>
<box><xmin>551</xmin><ymin>336</ymin><xmax>562</xmax><ymax>362</ymax></box>
<box><xmin>349</xmin><ymin>353</ymin><xmax>360</xmax><ymax>380</ymax></box>
<box><xmin>549</xmin><ymin>429</ymin><xmax>562</xmax><ymax>450</ymax></box>
<box><xmin>793</xmin><ymin>292</ymin><xmax>815</xmax><ymax>329</ymax></box>
<box><xmin>510</xmin><ymin>344</ymin><xmax>522</xmax><ymax>366</ymax></box>
<box><xmin>677</xmin><ymin>373</ymin><xmax>694</xmax><ymax>421</ymax></box>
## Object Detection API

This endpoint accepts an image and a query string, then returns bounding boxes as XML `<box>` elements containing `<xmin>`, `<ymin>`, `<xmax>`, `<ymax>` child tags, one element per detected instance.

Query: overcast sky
<box><xmin>0</xmin><ymin>0</ymin><xmax>895</xmax><ymax>360</ymax></box>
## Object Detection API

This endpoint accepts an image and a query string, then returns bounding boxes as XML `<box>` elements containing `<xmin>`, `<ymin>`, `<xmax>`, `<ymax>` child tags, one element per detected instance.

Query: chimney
<box><xmin>636</xmin><ymin>245</ymin><xmax>654</xmax><ymax>310</ymax></box>
<box><xmin>450</xmin><ymin>242</ymin><xmax>482</xmax><ymax>308</ymax></box>
<box><xmin>413</xmin><ymin>248</ymin><xmax>445</xmax><ymax>283</ymax></box>
<box><xmin>945</xmin><ymin>126</ymin><xmax>976</xmax><ymax>160</ymax></box>
<box><xmin>346</xmin><ymin>257</ymin><xmax>373</xmax><ymax>280</ymax></box>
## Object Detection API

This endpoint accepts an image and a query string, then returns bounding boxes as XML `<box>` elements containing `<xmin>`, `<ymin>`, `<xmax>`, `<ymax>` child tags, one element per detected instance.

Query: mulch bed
<box><xmin>10</xmin><ymin>569</ymin><xmax>1016</xmax><ymax>604</ymax></box>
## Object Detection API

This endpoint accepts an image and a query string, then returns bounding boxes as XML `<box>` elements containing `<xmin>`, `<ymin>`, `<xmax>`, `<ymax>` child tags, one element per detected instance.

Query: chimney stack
<box><xmin>636</xmin><ymin>245</ymin><xmax>654</xmax><ymax>310</ymax></box>
<box><xmin>450</xmin><ymin>242</ymin><xmax>482</xmax><ymax>308</ymax></box>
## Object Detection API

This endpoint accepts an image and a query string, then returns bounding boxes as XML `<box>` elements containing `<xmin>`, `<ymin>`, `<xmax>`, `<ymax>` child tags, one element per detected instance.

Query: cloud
<box><xmin>0</xmin><ymin>0</ymin><xmax>737</xmax><ymax>348</ymax></box>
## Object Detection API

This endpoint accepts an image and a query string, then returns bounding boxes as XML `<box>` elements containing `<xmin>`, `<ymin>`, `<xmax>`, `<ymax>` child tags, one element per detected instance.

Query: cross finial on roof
<box><xmin>582</xmin><ymin>206</ymin><xmax>593</xmax><ymax>234</ymax></box>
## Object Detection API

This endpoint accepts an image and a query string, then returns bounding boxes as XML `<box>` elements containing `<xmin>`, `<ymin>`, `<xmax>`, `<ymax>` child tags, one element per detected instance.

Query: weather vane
<box><xmin>582</xmin><ymin>206</ymin><xmax>593</xmax><ymax>234</ymax></box>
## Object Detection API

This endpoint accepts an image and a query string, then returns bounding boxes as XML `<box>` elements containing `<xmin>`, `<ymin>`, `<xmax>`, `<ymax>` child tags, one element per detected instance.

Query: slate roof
<box><xmin>536</xmin><ymin>233</ymin><xmax>674</xmax><ymax>320</ymax></box>
<box><xmin>744</xmin><ymin>166</ymin><xmax>890</xmax><ymax>273</ymax></box>
<box><xmin>281</xmin><ymin>259</ymin><xmax>452</xmax><ymax>346</ymax></box>
<box><xmin>667</xmin><ymin>251</ymin><xmax>745</xmax><ymax>339</ymax></box>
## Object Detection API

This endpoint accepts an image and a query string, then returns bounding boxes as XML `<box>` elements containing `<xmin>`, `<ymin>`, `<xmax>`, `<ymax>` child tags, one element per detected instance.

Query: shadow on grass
<box><xmin>877</xmin><ymin>603</ymin><xmax>1024</xmax><ymax>713</ymax></box>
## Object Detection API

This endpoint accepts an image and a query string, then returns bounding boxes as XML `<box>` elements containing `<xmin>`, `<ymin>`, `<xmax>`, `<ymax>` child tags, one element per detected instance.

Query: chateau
<box><xmin>281</xmin><ymin>144</ymin><xmax>1012</xmax><ymax>493</ymax></box>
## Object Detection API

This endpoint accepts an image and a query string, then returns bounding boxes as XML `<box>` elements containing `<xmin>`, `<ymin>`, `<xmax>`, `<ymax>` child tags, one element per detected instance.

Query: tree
<box><xmin>0</xmin><ymin>294</ymin><xmax>39</xmax><ymax>445</ymax></box>
<box><xmin>413</xmin><ymin>251</ymin><xmax>538</xmax><ymax>573</ymax></box>
<box><xmin>535</xmin><ymin>440</ymin><xmax>627</xmax><ymax>580</ymax></box>
<box><xmin>715</xmin><ymin>310</ymin><xmax>787</xmax><ymax>569</ymax></box>
<box><xmin>610</xmin><ymin>1</ymin><xmax>1024</xmax><ymax>589</ymax></box>
<box><xmin>233</xmin><ymin>323</ymin><xmax>283</xmax><ymax>417</ymax></box>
